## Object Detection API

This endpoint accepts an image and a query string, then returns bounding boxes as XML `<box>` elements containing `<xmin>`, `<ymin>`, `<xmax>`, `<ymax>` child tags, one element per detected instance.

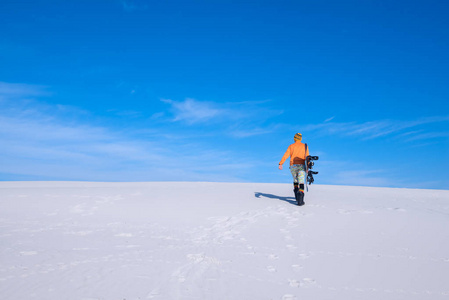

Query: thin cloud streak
<box><xmin>405</xmin><ymin>132</ymin><xmax>449</xmax><ymax>142</ymax></box>
<box><xmin>161</xmin><ymin>98</ymin><xmax>224</xmax><ymax>124</ymax></box>
<box><xmin>333</xmin><ymin>169</ymin><xmax>394</xmax><ymax>187</ymax></box>
<box><xmin>160</xmin><ymin>98</ymin><xmax>284</xmax><ymax>138</ymax></box>
<box><xmin>0</xmin><ymin>82</ymin><xmax>51</xmax><ymax>98</ymax></box>
<box><xmin>229</xmin><ymin>124</ymin><xmax>280</xmax><ymax>138</ymax></box>
<box><xmin>120</xmin><ymin>0</ymin><xmax>148</xmax><ymax>12</ymax></box>
<box><xmin>304</xmin><ymin>116</ymin><xmax>449</xmax><ymax>142</ymax></box>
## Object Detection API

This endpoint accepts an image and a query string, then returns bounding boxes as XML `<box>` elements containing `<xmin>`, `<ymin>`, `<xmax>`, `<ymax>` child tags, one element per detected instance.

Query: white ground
<box><xmin>1</xmin><ymin>182</ymin><xmax>448</xmax><ymax>300</ymax></box>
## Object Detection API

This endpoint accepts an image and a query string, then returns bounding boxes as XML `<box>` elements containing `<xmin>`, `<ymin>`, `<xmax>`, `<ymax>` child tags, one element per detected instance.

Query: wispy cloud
<box><xmin>161</xmin><ymin>98</ymin><xmax>225</xmax><ymax>124</ymax></box>
<box><xmin>404</xmin><ymin>131</ymin><xmax>449</xmax><ymax>142</ymax></box>
<box><xmin>160</xmin><ymin>98</ymin><xmax>283</xmax><ymax>138</ymax></box>
<box><xmin>229</xmin><ymin>124</ymin><xmax>281</xmax><ymax>138</ymax></box>
<box><xmin>120</xmin><ymin>0</ymin><xmax>148</xmax><ymax>12</ymax></box>
<box><xmin>0</xmin><ymin>82</ymin><xmax>51</xmax><ymax>98</ymax></box>
<box><xmin>304</xmin><ymin>116</ymin><xmax>449</xmax><ymax>142</ymax></box>
<box><xmin>333</xmin><ymin>169</ymin><xmax>393</xmax><ymax>187</ymax></box>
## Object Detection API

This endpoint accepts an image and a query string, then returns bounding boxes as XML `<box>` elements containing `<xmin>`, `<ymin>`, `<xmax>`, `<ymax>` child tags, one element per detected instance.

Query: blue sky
<box><xmin>1</xmin><ymin>0</ymin><xmax>448</xmax><ymax>189</ymax></box>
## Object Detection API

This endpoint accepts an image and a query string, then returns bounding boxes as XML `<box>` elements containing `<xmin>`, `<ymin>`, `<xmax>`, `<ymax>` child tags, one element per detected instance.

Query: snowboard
<box><xmin>304</xmin><ymin>143</ymin><xmax>319</xmax><ymax>193</ymax></box>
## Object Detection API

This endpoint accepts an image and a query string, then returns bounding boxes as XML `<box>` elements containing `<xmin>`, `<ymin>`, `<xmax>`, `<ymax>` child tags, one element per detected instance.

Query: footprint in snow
<box><xmin>20</xmin><ymin>251</ymin><xmax>37</xmax><ymax>256</ymax></box>
<box><xmin>337</xmin><ymin>209</ymin><xmax>356</xmax><ymax>214</ymax></box>
<box><xmin>115</xmin><ymin>233</ymin><xmax>133</xmax><ymax>237</ymax></box>
<box><xmin>387</xmin><ymin>207</ymin><xmax>406</xmax><ymax>212</ymax></box>
<box><xmin>298</xmin><ymin>253</ymin><xmax>310</xmax><ymax>259</ymax></box>
<box><xmin>303</xmin><ymin>277</ymin><xmax>317</xmax><ymax>286</ymax></box>
<box><xmin>147</xmin><ymin>289</ymin><xmax>160</xmax><ymax>299</ymax></box>
<box><xmin>288</xmin><ymin>279</ymin><xmax>301</xmax><ymax>287</ymax></box>
<box><xmin>286</xmin><ymin>245</ymin><xmax>297</xmax><ymax>251</ymax></box>
<box><xmin>267</xmin><ymin>266</ymin><xmax>276</xmax><ymax>272</ymax></box>
<box><xmin>66</xmin><ymin>230</ymin><xmax>94</xmax><ymax>236</ymax></box>
<box><xmin>288</xmin><ymin>278</ymin><xmax>317</xmax><ymax>288</ymax></box>
<box><xmin>338</xmin><ymin>209</ymin><xmax>373</xmax><ymax>214</ymax></box>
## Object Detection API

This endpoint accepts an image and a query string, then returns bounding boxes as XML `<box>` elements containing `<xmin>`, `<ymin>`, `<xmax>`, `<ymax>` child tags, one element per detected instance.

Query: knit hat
<box><xmin>294</xmin><ymin>133</ymin><xmax>302</xmax><ymax>141</ymax></box>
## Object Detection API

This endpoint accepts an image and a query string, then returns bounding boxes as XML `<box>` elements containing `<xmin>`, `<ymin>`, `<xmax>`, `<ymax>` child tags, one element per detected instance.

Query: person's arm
<box><xmin>278</xmin><ymin>146</ymin><xmax>290</xmax><ymax>170</ymax></box>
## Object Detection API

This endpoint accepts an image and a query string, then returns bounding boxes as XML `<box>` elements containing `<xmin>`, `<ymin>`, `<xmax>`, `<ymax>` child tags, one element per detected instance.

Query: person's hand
<box><xmin>278</xmin><ymin>164</ymin><xmax>283</xmax><ymax>170</ymax></box>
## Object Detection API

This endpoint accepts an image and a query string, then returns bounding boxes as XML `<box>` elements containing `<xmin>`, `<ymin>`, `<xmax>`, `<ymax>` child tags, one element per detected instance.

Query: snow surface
<box><xmin>1</xmin><ymin>182</ymin><xmax>449</xmax><ymax>300</ymax></box>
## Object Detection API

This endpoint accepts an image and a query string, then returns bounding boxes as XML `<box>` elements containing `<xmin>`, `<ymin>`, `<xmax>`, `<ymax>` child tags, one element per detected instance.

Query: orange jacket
<box><xmin>279</xmin><ymin>141</ymin><xmax>309</xmax><ymax>166</ymax></box>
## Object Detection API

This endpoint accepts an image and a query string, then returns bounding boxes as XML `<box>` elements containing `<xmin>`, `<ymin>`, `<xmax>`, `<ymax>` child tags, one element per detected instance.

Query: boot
<box><xmin>293</xmin><ymin>183</ymin><xmax>304</xmax><ymax>206</ymax></box>
<box><xmin>294</xmin><ymin>183</ymin><xmax>305</xmax><ymax>206</ymax></box>
<box><xmin>299</xmin><ymin>184</ymin><xmax>305</xmax><ymax>205</ymax></box>
<box><xmin>297</xmin><ymin>191</ymin><xmax>305</xmax><ymax>206</ymax></box>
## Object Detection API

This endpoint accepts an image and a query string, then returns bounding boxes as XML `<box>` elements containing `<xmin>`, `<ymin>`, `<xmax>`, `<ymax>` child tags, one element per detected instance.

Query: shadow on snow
<box><xmin>254</xmin><ymin>192</ymin><xmax>297</xmax><ymax>205</ymax></box>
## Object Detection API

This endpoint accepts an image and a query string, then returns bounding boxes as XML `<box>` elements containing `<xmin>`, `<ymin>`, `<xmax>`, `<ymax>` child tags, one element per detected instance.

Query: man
<box><xmin>279</xmin><ymin>133</ymin><xmax>309</xmax><ymax>206</ymax></box>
